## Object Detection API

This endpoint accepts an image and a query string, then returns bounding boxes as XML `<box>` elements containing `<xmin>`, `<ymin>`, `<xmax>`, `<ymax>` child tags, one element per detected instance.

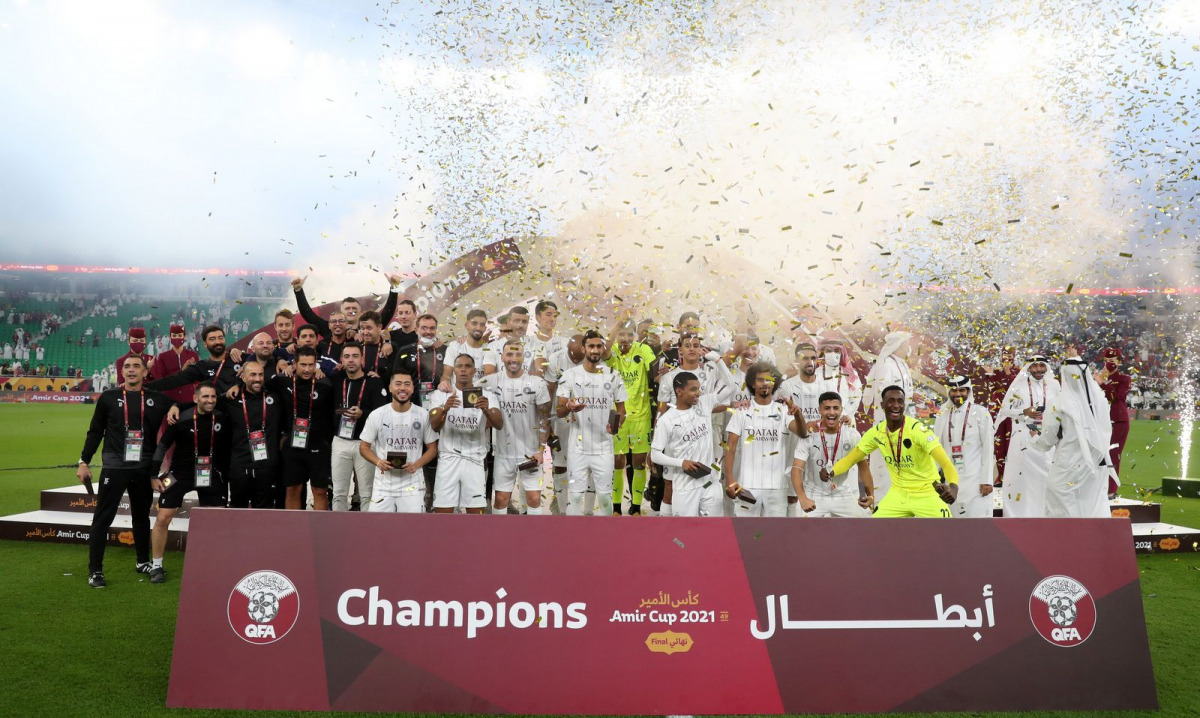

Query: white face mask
<box><xmin>824</xmin><ymin>351</ymin><xmax>840</xmax><ymax>368</ymax></box>
<box><xmin>419</xmin><ymin>335</ymin><xmax>435</xmax><ymax>347</ymax></box>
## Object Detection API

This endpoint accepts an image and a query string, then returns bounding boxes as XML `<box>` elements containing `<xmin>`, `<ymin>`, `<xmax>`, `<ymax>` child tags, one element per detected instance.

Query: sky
<box><xmin>1</xmin><ymin>0</ymin><xmax>1198</xmax><ymax>300</ymax></box>
<box><xmin>0</xmin><ymin>0</ymin><xmax>395</xmax><ymax>269</ymax></box>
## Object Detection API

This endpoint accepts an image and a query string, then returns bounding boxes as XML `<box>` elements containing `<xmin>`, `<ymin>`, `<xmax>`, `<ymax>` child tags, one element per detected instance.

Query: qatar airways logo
<box><xmin>446</xmin><ymin>413</ymin><xmax>483</xmax><ymax>429</ymax></box>
<box><xmin>677</xmin><ymin>423</ymin><xmax>710</xmax><ymax>443</ymax></box>
<box><xmin>337</xmin><ymin>586</ymin><xmax>587</xmax><ymax>639</ymax></box>
<box><xmin>499</xmin><ymin>399</ymin><xmax>530</xmax><ymax>412</ymax></box>
<box><xmin>746</xmin><ymin>427</ymin><xmax>780</xmax><ymax>441</ymax></box>
<box><xmin>577</xmin><ymin>396</ymin><xmax>610</xmax><ymax>407</ymax></box>
<box><xmin>383</xmin><ymin>436</ymin><xmax>421</xmax><ymax>450</ymax></box>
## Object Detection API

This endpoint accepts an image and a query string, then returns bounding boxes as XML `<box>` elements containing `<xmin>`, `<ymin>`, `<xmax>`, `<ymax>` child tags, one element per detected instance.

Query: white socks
<box><xmin>661</xmin><ymin>502</ymin><xmax>673</xmax><ymax>517</ymax></box>
<box><xmin>526</xmin><ymin>505</ymin><xmax>542</xmax><ymax>515</ymax></box>
<box><xmin>491</xmin><ymin>505</ymin><xmax>507</xmax><ymax>515</ymax></box>
<box><xmin>152</xmin><ymin>557</ymin><xmax>163</xmax><ymax>568</ymax></box>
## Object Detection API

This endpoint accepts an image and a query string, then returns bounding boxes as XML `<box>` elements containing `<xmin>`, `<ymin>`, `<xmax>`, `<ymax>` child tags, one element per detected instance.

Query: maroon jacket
<box><xmin>1100</xmin><ymin>371</ymin><xmax>1131</xmax><ymax>423</ymax></box>
<box><xmin>150</xmin><ymin>346</ymin><xmax>202</xmax><ymax>404</ymax></box>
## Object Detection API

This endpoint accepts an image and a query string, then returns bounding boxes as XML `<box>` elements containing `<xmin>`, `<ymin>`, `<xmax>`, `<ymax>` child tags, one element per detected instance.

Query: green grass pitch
<box><xmin>0</xmin><ymin>404</ymin><xmax>1197</xmax><ymax>717</ymax></box>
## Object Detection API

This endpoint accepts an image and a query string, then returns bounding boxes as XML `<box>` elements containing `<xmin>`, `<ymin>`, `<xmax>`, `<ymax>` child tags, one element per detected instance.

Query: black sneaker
<box><xmin>629</xmin><ymin>504</ymin><xmax>642</xmax><ymax>515</ymax></box>
<box><xmin>135</xmin><ymin>561</ymin><xmax>153</xmax><ymax>574</ymax></box>
<box><xmin>149</xmin><ymin>567</ymin><xmax>166</xmax><ymax>584</ymax></box>
<box><xmin>88</xmin><ymin>572</ymin><xmax>106</xmax><ymax>588</ymax></box>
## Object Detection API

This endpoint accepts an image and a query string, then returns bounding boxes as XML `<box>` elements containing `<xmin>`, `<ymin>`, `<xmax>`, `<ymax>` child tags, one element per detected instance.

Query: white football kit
<box><xmin>359</xmin><ymin>403</ymin><xmax>438</xmax><ymax>513</ymax></box>
<box><xmin>429</xmin><ymin>387</ymin><xmax>497</xmax><ymax>509</ymax></box>
<box><xmin>725</xmin><ymin>400</ymin><xmax>793</xmax><ymax>517</ymax></box>
<box><xmin>558</xmin><ymin>364</ymin><xmax>628</xmax><ymax>515</ymax></box>
<box><xmin>492</xmin><ymin>372</ymin><xmax>551</xmax><ymax>494</ymax></box>
<box><xmin>653</xmin><ymin>393</ymin><xmax>722</xmax><ymax>517</ymax></box>
<box><xmin>799</xmin><ymin>425</ymin><xmax>868</xmax><ymax>518</ymax></box>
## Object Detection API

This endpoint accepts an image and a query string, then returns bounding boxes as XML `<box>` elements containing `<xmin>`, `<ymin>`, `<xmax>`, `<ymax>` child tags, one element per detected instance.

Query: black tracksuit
<box><xmin>79</xmin><ymin>387</ymin><xmax>174</xmax><ymax>573</ymax></box>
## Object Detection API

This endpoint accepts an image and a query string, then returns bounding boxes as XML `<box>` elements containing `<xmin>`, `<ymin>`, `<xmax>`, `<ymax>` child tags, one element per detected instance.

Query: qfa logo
<box><xmin>1028</xmin><ymin>575</ymin><xmax>1096</xmax><ymax>647</ymax></box>
<box><xmin>228</xmin><ymin>570</ymin><xmax>300</xmax><ymax>645</ymax></box>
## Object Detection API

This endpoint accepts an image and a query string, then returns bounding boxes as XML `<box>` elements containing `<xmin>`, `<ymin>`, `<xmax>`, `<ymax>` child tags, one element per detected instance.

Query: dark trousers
<box><xmin>422</xmin><ymin>458</ymin><xmax>438</xmax><ymax>513</ymax></box>
<box><xmin>89</xmin><ymin>467</ymin><xmax>152</xmax><ymax>573</ymax></box>
<box><xmin>229</xmin><ymin>465</ymin><xmax>277</xmax><ymax>509</ymax></box>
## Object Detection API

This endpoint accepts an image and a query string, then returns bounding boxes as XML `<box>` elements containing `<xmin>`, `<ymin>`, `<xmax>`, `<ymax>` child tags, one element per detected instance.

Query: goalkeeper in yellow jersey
<box><xmin>824</xmin><ymin>385</ymin><xmax>959</xmax><ymax>517</ymax></box>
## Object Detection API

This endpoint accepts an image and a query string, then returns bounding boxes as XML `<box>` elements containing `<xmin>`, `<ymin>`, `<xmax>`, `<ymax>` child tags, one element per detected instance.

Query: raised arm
<box><xmin>292</xmin><ymin>276</ymin><xmax>331</xmax><ymax>338</ymax></box>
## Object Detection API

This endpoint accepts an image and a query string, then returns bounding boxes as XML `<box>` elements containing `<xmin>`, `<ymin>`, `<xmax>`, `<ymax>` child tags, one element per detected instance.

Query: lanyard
<box><xmin>122</xmin><ymin>389</ymin><xmax>144</xmax><ymax>430</ymax></box>
<box><xmin>215</xmin><ymin>355</ymin><xmax>227</xmax><ymax>382</ymax></box>
<box><xmin>241</xmin><ymin>392</ymin><xmax>266</xmax><ymax>433</ymax></box>
<box><xmin>946</xmin><ymin>401</ymin><xmax>970</xmax><ymax>444</ymax></box>
<box><xmin>820</xmin><ymin>425</ymin><xmax>843</xmax><ymax>466</ymax></box>
<box><xmin>1027</xmin><ymin>376</ymin><xmax>1042</xmax><ymax>406</ymax></box>
<box><xmin>343</xmin><ymin>376</ymin><xmax>367</xmax><ymax>408</ymax></box>
<box><xmin>194</xmin><ymin>413</ymin><xmax>214</xmax><ymax>458</ymax></box>
<box><xmin>294</xmin><ymin>376</ymin><xmax>313</xmax><ymax>420</ymax></box>
<box><xmin>884</xmin><ymin>419</ymin><xmax>905</xmax><ymax>465</ymax></box>
<box><xmin>366</xmin><ymin>343</ymin><xmax>379</xmax><ymax>373</ymax></box>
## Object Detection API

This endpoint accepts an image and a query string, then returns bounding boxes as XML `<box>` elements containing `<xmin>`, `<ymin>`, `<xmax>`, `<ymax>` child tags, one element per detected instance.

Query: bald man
<box><xmin>218</xmin><ymin>360</ymin><xmax>285</xmax><ymax>508</ymax></box>
<box><xmin>249</xmin><ymin>332</ymin><xmax>279</xmax><ymax>381</ymax></box>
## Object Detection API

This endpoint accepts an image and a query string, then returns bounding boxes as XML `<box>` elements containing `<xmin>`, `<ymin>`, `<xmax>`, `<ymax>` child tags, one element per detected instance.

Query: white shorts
<box><xmin>371</xmin><ymin>492</ymin><xmax>425</xmax><ymax>513</ymax></box>
<box><xmin>955</xmin><ymin>487</ymin><xmax>994</xmax><ymax>518</ymax></box>
<box><xmin>568</xmin><ymin>452</ymin><xmax>614</xmax><ymax>492</ymax></box>
<box><xmin>434</xmin><ymin>453</ymin><xmax>487</xmax><ymax>509</ymax></box>
<box><xmin>806</xmin><ymin>493</ymin><xmax>869</xmax><ymax>518</ymax></box>
<box><xmin>673</xmin><ymin>481</ymin><xmax>725</xmax><ymax>517</ymax></box>
<box><xmin>494</xmin><ymin>456</ymin><xmax>545</xmax><ymax>493</ymax></box>
<box><xmin>734</xmin><ymin>488</ymin><xmax>788</xmax><ymax>517</ymax></box>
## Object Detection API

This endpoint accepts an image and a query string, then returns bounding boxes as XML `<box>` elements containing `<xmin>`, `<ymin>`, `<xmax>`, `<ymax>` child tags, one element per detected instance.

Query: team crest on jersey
<box><xmin>146</xmin><ymin>398</ymin><xmax>155</xmax><ymax>407</ymax></box>
<box><xmin>265</xmin><ymin>396</ymin><xmax>275</xmax><ymax>405</ymax></box>
<box><xmin>842</xmin><ymin>441</ymin><xmax>852</xmax><ymax>451</ymax></box>
<box><xmin>227</xmin><ymin>570</ymin><xmax>300</xmax><ymax>645</ymax></box>
<box><xmin>903</xmin><ymin>438</ymin><xmax>912</xmax><ymax>448</ymax></box>
<box><xmin>603</xmin><ymin>382</ymin><xmax>612</xmax><ymax>390</ymax></box>
<box><xmin>214</xmin><ymin>423</ymin><xmax>222</xmax><ymax>432</ymax></box>
<box><xmin>412</xmin><ymin>421</ymin><xmax>422</xmax><ymax>430</ymax></box>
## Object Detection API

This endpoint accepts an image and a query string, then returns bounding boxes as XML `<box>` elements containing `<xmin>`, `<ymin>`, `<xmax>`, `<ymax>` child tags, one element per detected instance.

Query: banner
<box><xmin>234</xmin><ymin>239</ymin><xmax>525</xmax><ymax>351</ymax></box>
<box><xmin>0</xmin><ymin>391</ymin><xmax>95</xmax><ymax>403</ymax></box>
<box><xmin>168</xmin><ymin>512</ymin><xmax>1155</xmax><ymax>714</ymax></box>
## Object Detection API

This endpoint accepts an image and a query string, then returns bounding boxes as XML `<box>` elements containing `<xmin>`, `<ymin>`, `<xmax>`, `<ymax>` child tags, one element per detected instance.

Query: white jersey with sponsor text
<box><xmin>799</xmin><ymin>425</ymin><xmax>862</xmax><ymax>498</ymax></box>
<box><xmin>492</xmin><ymin>372</ymin><xmax>550</xmax><ymax>459</ymax></box>
<box><xmin>359</xmin><ymin>403</ymin><xmax>438</xmax><ymax>496</ymax></box>
<box><xmin>559</xmin><ymin>364</ymin><xmax>627</xmax><ymax>456</ymax></box>
<box><xmin>725</xmin><ymin>400</ymin><xmax>792</xmax><ymax>491</ymax></box>
<box><xmin>653</xmin><ymin>393</ymin><xmax>719</xmax><ymax>490</ymax></box>
<box><xmin>429</xmin><ymin>388</ymin><xmax>496</xmax><ymax>460</ymax></box>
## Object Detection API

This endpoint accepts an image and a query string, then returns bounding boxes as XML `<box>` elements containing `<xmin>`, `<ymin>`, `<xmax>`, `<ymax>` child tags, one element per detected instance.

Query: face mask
<box><xmin>824</xmin><ymin>351</ymin><xmax>840</xmax><ymax>368</ymax></box>
<box><xmin>419</xmin><ymin>335</ymin><xmax>435</xmax><ymax>347</ymax></box>
<box><xmin>129</xmin><ymin>341</ymin><xmax>146</xmax><ymax>353</ymax></box>
<box><xmin>170</xmin><ymin>338</ymin><xmax>185</xmax><ymax>348</ymax></box>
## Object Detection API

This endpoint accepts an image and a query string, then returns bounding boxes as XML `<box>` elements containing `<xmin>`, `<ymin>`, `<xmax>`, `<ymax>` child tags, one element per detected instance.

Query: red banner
<box><xmin>168</xmin><ymin>511</ymin><xmax>1155</xmax><ymax>713</ymax></box>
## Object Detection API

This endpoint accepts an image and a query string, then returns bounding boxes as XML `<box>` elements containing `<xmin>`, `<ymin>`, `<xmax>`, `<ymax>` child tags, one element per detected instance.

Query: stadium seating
<box><xmin>6</xmin><ymin>298</ymin><xmax>278</xmax><ymax>377</ymax></box>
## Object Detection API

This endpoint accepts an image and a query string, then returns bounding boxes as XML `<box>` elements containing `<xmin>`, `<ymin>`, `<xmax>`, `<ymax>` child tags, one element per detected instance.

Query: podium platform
<box><xmin>0</xmin><ymin>485</ymin><xmax>1196</xmax><ymax>554</ymax></box>
<box><xmin>0</xmin><ymin>484</ymin><xmax>191</xmax><ymax>551</ymax></box>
